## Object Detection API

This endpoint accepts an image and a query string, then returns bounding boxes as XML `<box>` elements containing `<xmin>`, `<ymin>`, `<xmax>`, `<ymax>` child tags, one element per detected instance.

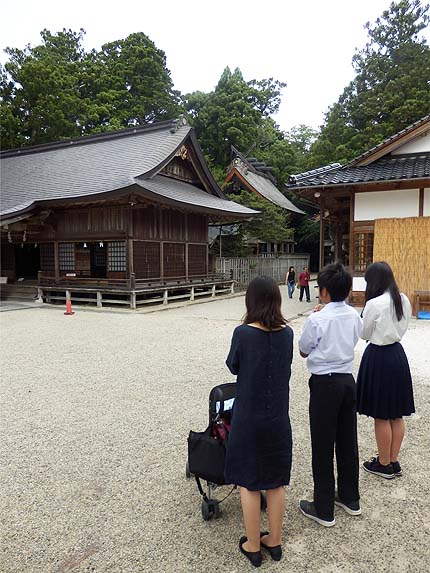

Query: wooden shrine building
<box><xmin>223</xmin><ymin>149</ymin><xmax>304</xmax><ymax>255</ymax></box>
<box><xmin>0</xmin><ymin>117</ymin><xmax>257</xmax><ymax>308</ymax></box>
<box><xmin>287</xmin><ymin>115</ymin><xmax>430</xmax><ymax>308</ymax></box>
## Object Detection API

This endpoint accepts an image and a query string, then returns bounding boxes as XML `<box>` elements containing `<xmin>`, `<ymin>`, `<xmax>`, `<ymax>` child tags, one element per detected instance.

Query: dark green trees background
<box><xmin>1</xmin><ymin>1</ymin><xmax>429</xmax><ymax>260</ymax></box>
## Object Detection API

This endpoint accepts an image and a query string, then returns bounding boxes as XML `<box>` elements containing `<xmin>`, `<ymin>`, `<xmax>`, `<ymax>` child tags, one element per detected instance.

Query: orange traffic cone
<box><xmin>64</xmin><ymin>299</ymin><xmax>75</xmax><ymax>315</ymax></box>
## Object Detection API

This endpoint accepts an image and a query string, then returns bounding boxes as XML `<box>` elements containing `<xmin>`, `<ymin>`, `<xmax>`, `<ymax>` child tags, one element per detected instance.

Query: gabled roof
<box><xmin>135</xmin><ymin>175</ymin><xmax>257</xmax><ymax>217</ymax></box>
<box><xmin>0</xmin><ymin>118</ymin><xmax>258</xmax><ymax>221</ymax></box>
<box><xmin>349</xmin><ymin>115</ymin><xmax>430</xmax><ymax>167</ymax></box>
<box><xmin>225</xmin><ymin>157</ymin><xmax>305</xmax><ymax>214</ymax></box>
<box><xmin>287</xmin><ymin>115</ymin><xmax>430</xmax><ymax>191</ymax></box>
<box><xmin>288</xmin><ymin>154</ymin><xmax>430</xmax><ymax>188</ymax></box>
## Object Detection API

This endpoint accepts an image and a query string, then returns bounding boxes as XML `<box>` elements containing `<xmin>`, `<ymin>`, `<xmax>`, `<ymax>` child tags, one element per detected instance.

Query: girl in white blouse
<box><xmin>357</xmin><ymin>262</ymin><xmax>415</xmax><ymax>479</ymax></box>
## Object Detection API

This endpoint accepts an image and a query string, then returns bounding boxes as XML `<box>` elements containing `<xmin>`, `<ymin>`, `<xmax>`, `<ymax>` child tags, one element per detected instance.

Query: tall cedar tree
<box><xmin>311</xmin><ymin>0</ymin><xmax>430</xmax><ymax>166</ymax></box>
<box><xmin>0</xmin><ymin>29</ymin><xmax>181</xmax><ymax>148</ymax></box>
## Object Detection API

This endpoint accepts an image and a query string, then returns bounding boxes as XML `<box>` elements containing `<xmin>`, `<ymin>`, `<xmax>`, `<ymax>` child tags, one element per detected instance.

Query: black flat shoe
<box><xmin>260</xmin><ymin>531</ymin><xmax>282</xmax><ymax>561</ymax></box>
<box><xmin>239</xmin><ymin>536</ymin><xmax>263</xmax><ymax>567</ymax></box>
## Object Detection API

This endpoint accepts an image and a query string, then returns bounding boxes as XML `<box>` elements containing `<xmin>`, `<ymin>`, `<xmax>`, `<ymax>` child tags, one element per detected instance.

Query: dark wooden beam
<box><xmin>349</xmin><ymin>193</ymin><xmax>355</xmax><ymax>273</ymax></box>
<box><xmin>319</xmin><ymin>200</ymin><xmax>324</xmax><ymax>271</ymax></box>
<box><xmin>419</xmin><ymin>188</ymin><xmax>424</xmax><ymax>217</ymax></box>
<box><xmin>54</xmin><ymin>242</ymin><xmax>60</xmax><ymax>281</ymax></box>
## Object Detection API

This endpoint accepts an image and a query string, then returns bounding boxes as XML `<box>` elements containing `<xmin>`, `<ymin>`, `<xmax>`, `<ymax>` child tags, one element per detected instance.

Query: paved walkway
<box><xmin>1</xmin><ymin>288</ymin><xmax>429</xmax><ymax>573</ymax></box>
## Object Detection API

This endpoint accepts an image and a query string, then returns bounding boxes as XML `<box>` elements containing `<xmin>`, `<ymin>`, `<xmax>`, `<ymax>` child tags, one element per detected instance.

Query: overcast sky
<box><xmin>1</xmin><ymin>0</ymin><xmax>403</xmax><ymax>131</ymax></box>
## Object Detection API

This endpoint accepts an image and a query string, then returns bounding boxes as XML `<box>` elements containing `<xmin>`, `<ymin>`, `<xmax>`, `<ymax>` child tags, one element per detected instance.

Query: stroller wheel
<box><xmin>201</xmin><ymin>500</ymin><xmax>211</xmax><ymax>521</ymax></box>
<box><xmin>201</xmin><ymin>499</ymin><xmax>220</xmax><ymax>521</ymax></box>
<box><xmin>260</xmin><ymin>491</ymin><xmax>267</xmax><ymax>511</ymax></box>
<box><xmin>185</xmin><ymin>461</ymin><xmax>191</xmax><ymax>479</ymax></box>
<box><xmin>212</xmin><ymin>499</ymin><xmax>221</xmax><ymax>519</ymax></box>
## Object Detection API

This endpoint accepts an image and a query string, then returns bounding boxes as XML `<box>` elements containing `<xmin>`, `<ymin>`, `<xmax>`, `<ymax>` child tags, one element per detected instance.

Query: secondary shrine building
<box><xmin>0</xmin><ymin>117</ymin><xmax>257</xmax><ymax>308</ymax></box>
<box><xmin>287</xmin><ymin>115</ymin><xmax>430</xmax><ymax>308</ymax></box>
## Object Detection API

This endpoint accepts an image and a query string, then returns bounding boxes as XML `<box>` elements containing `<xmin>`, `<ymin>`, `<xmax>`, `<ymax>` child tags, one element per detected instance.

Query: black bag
<box><xmin>188</xmin><ymin>428</ymin><xmax>226</xmax><ymax>485</ymax></box>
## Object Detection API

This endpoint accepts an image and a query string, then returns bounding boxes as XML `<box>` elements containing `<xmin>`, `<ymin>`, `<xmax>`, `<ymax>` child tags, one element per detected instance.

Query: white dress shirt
<box><xmin>361</xmin><ymin>291</ymin><xmax>411</xmax><ymax>345</ymax></box>
<box><xmin>299</xmin><ymin>301</ymin><xmax>363</xmax><ymax>375</ymax></box>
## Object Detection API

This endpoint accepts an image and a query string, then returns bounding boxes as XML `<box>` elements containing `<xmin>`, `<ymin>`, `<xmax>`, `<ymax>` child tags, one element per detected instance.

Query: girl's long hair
<box><xmin>244</xmin><ymin>276</ymin><xmax>286</xmax><ymax>330</ymax></box>
<box><xmin>364</xmin><ymin>261</ymin><xmax>404</xmax><ymax>321</ymax></box>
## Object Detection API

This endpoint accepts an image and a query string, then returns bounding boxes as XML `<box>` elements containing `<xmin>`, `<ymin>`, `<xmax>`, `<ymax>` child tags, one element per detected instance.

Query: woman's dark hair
<box><xmin>244</xmin><ymin>276</ymin><xmax>286</xmax><ymax>330</ymax></box>
<box><xmin>317</xmin><ymin>262</ymin><xmax>352</xmax><ymax>302</ymax></box>
<box><xmin>289</xmin><ymin>266</ymin><xmax>294</xmax><ymax>272</ymax></box>
<box><xmin>365</xmin><ymin>261</ymin><xmax>403</xmax><ymax>321</ymax></box>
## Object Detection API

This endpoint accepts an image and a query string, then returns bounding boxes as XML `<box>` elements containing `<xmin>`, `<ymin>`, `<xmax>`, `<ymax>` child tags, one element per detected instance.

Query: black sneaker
<box><xmin>363</xmin><ymin>457</ymin><xmax>395</xmax><ymax>479</ymax></box>
<box><xmin>391</xmin><ymin>461</ymin><xmax>402</xmax><ymax>476</ymax></box>
<box><xmin>299</xmin><ymin>500</ymin><xmax>335</xmax><ymax>527</ymax></box>
<box><xmin>334</xmin><ymin>493</ymin><xmax>362</xmax><ymax>516</ymax></box>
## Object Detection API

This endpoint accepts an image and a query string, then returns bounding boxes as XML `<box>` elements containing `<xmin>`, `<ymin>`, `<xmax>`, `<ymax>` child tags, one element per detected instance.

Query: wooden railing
<box><xmin>36</xmin><ymin>272</ymin><xmax>234</xmax><ymax>310</ymax></box>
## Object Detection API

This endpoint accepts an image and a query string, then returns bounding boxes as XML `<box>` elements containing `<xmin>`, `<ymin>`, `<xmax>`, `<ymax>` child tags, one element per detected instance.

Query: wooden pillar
<box><xmin>160</xmin><ymin>242</ymin><xmax>164</xmax><ymax>279</ymax></box>
<box><xmin>185</xmin><ymin>243</ymin><xmax>189</xmax><ymax>280</ymax></box>
<box><xmin>319</xmin><ymin>201</ymin><xmax>324</xmax><ymax>271</ymax></box>
<box><xmin>419</xmin><ymin>188</ymin><xmax>424</xmax><ymax>217</ymax></box>
<box><xmin>349</xmin><ymin>192</ymin><xmax>355</xmax><ymax>273</ymax></box>
<box><xmin>130</xmin><ymin>292</ymin><xmax>136</xmax><ymax>310</ymax></box>
<box><xmin>54</xmin><ymin>242</ymin><xmax>60</xmax><ymax>282</ymax></box>
<box><xmin>127</xmin><ymin>239</ymin><xmax>134</xmax><ymax>279</ymax></box>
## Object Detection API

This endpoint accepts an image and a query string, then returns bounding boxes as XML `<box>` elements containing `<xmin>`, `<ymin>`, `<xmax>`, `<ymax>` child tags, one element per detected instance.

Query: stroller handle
<box><xmin>210</xmin><ymin>387</ymin><xmax>225</xmax><ymax>419</ymax></box>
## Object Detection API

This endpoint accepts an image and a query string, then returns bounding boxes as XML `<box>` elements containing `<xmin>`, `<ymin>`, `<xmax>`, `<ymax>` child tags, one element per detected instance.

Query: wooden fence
<box><xmin>373</xmin><ymin>217</ymin><xmax>430</xmax><ymax>303</ymax></box>
<box><xmin>216</xmin><ymin>254</ymin><xmax>310</xmax><ymax>288</ymax></box>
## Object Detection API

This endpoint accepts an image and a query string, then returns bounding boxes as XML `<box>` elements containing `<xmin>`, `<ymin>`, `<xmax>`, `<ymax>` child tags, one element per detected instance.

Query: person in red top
<box><xmin>299</xmin><ymin>267</ymin><xmax>311</xmax><ymax>302</ymax></box>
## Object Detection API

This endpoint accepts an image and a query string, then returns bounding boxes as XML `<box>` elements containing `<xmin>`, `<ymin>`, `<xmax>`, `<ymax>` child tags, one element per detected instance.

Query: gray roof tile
<box><xmin>1</xmin><ymin>122</ymin><xmax>191</xmax><ymax>217</ymax></box>
<box><xmin>233</xmin><ymin>162</ymin><xmax>305</xmax><ymax>213</ymax></box>
<box><xmin>1</xmin><ymin>118</ymin><xmax>255</xmax><ymax>222</ymax></box>
<box><xmin>288</xmin><ymin>154</ymin><xmax>430</xmax><ymax>188</ymax></box>
<box><xmin>136</xmin><ymin>176</ymin><xmax>257</xmax><ymax>217</ymax></box>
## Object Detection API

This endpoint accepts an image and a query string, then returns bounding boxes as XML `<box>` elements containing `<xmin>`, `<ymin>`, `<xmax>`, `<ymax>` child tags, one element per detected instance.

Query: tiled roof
<box><xmin>348</xmin><ymin>115</ymin><xmax>430</xmax><ymax>166</ymax></box>
<box><xmin>135</xmin><ymin>176</ymin><xmax>258</xmax><ymax>217</ymax></box>
<box><xmin>231</xmin><ymin>160</ymin><xmax>305</xmax><ymax>213</ymax></box>
<box><xmin>287</xmin><ymin>153</ymin><xmax>430</xmax><ymax>189</ymax></box>
<box><xmin>0</xmin><ymin>118</ymin><xmax>256</xmax><ymax>219</ymax></box>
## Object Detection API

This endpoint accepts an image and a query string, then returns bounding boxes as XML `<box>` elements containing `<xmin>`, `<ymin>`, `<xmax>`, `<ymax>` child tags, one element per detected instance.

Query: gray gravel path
<box><xmin>1</xmin><ymin>286</ymin><xmax>429</xmax><ymax>573</ymax></box>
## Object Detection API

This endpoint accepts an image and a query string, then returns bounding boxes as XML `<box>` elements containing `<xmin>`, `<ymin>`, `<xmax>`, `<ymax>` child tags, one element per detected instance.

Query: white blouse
<box><xmin>361</xmin><ymin>291</ymin><xmax>411</xmax><ymax>345</ymax></box>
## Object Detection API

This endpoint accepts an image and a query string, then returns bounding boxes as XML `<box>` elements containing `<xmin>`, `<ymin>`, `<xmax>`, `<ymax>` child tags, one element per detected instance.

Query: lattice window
<box><xmin>108</xmin><ymin>241</ymin><xmax>127</xmax><ymax>272</ymax></box>
<box><xmin>133</xmin><ymin>241</ymin><xmax>160</xmax><ymax>279</ymax></box>
<box><xmin>40</xmin><ymin>243</ymin><xmax>55</xmax><ymax>272</ymax></box>
<box><xmin>354</xmin><ymin>232</ymin><xmax>374</xmax><ymax>272</ymax></box>
<box><xmin>59</xmin><ymin>243</ymin><xmax>75</xmax><ymax>271</ymax></box>
<box><xmin>163</xmin><ymin>243</ymin><xmax>185</xmax><ymax>278</ymax></box>
<box><xmin>188</xmin><ymin>244</ymin><xmax>207</xmax><ymax>276</ymax></box>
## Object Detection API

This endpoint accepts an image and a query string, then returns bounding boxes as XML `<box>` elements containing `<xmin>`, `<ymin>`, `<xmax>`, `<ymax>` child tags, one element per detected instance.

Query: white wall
<box><xmin>392</xmin><ymin>131</ymin><xmax>430</xmax><ymax>154</ymax></box>
<box><xmin>353</xmin><ymin>277</ymin><xmax>366</xmax><ymax>292</ymax></box>
<box><xmin>424</xmin><ymin>188</ymin><xmax>430</xmax><ymax>217</ymax></box>
<box><xmin>354</xmin><ymin>189</ymin><xmax>419</xmax><ymax>221</ymax></box>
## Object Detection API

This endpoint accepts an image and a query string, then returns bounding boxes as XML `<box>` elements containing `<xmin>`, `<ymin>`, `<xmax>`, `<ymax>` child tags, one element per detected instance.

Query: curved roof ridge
<box><xmin>1</xmin><ymin>116</ymin><xmax>188</xmax><ymax>157</ymax></box>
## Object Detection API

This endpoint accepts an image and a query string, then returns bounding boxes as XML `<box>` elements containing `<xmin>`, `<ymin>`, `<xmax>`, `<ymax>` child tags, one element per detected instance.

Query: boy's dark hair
<box><xmin>244</xmin><ymin>276</ymin><xmax>286</xmax><ymax>330</ymax></box>
<box><xmin>317</xmin><ymin>263</ymin><xmax>352</xmax><ymax>302</ymax></box>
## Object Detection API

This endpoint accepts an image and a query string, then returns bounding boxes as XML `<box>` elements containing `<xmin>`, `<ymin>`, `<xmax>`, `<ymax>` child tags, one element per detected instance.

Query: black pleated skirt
<box><xmin>357</xmin><ymin>342</ymin><xmax>415</xmax><ymax>419</ymax></box>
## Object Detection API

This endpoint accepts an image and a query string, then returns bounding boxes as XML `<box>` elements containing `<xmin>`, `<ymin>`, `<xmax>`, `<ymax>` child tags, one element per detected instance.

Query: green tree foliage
<box><xmin>311</xmin><ymin>0</ymin><xmax>430</xmax><ymax>166</ymax></box>
<box><xmin>221</xmin><ymin>189</ymin><xmax>293</xmax><ymax>255</ymax></box>
<box><xmin>183</xmin><ymin>67</ymin><xmax>286</xmax><ymax>166</ymax></box>
<box><xmin>0</xmin><ymin>29</ymin><xmax>181</xmax><ymax>147</ymax></box>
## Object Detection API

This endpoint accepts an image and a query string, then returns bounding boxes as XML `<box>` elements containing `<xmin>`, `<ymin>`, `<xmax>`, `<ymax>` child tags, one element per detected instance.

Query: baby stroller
<box><xmin>187</xmin><ymin>382</ymin><xmax>266</xmax><ymax>521</ymax></box>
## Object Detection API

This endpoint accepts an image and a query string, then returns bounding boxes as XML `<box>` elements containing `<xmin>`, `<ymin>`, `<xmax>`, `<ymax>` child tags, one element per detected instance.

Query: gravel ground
<box><xmin>1</xmin><ymin>286</ymin><xmax>429</xmax><ymax>573</ymax></box>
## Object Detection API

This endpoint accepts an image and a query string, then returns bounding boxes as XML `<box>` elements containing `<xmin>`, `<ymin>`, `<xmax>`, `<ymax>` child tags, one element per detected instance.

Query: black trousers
<box><xmin>309</xmin><ymin>373</ymin><xmax>359</xmax><ymax>520</ymax></box>
<box><xmin>299</xmin><ymin>285</ymin><xmax>310</xmax><ymax>301</ymax></box>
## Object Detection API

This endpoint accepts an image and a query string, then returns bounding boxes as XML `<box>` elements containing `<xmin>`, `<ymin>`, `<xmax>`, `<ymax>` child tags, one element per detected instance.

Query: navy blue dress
<box><xmin>224</xmin><ymin>324</ymin><xmax>293</xmax><ymax>491</ymax></box>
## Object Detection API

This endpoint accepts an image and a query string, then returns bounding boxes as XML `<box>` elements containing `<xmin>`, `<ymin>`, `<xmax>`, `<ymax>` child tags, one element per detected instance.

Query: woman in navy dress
<box><xmin>225</xmin><ymin>276</ymin><xmax>293</xmax><ymax>567</ymax></box>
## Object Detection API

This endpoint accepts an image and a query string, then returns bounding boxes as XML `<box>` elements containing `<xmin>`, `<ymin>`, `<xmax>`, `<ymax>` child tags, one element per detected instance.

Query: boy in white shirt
<box><xmin>299</xmin><ymin>263</ymin><xmax>363</xmax><ymax>527</ymax></box>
